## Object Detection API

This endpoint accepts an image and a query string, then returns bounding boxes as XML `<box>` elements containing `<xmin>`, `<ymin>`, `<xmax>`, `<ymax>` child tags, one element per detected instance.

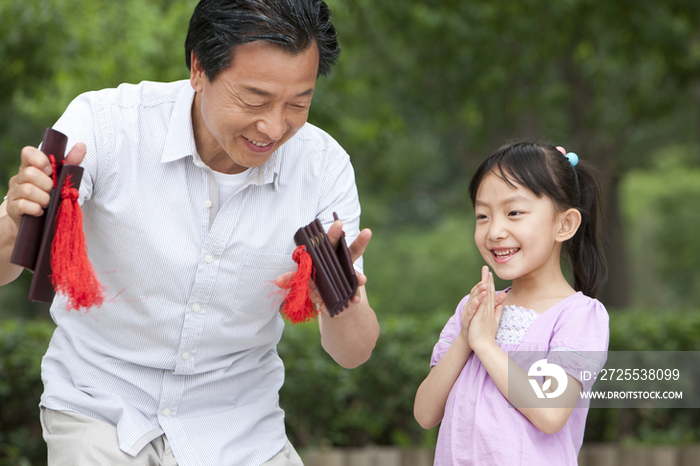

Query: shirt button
<box><xmin>182</xmin><ymin>352</ymin><xmax>190</xmax><ymax>360</ymax></box>
<box><xmin>162</xmin><ymin>408</ymin><xmax>171</xmax><ymax>416</ymax></box>
<box><xmin>204</xmin><ymin>200</ymin><xmax>212</xmax><ymax>208</ymax></box>
<box><xmin>204</xmin><ymin>254</ymin><xmax>213</xmax><ymax>263</ymax></box>
<box><xmin>192</xmin><ymin>303</ymin><xmax>201</xmax><ymax>313</ymax></box>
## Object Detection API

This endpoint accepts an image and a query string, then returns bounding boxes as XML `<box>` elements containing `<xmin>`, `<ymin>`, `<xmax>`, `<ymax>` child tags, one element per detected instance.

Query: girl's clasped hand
<box><xmin>460</xmin><ymin>265</ymin><xmax>507</xmax><ymax>353</ymax></box>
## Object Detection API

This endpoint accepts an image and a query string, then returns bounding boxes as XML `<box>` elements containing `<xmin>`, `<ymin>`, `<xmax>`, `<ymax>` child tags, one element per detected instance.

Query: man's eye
<box><xmin>242</xmin><ymin>100</ymin><xmax>267</xmax><ymax>109</ymax></box>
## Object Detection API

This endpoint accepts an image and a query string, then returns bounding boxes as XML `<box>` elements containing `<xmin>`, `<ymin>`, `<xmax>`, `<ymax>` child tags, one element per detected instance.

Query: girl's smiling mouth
<box><xmin>491</xmin><ymin>247</ymin><xmax>520</xmax><ymax>263</ymax></box>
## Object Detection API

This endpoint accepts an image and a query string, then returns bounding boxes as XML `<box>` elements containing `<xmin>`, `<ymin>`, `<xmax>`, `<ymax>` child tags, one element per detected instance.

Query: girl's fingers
<box><xmin>468</xmin><ymin>294</ymin><xmax>482</xmax><ymax>314</ymax></box>
<box><xmin>495</xmin><ymin>290</ymin><xmax>508</xmax><ymax>305</ymax></box>
<box><xmin>489</xmin><ymin>272</ymin><xmax>497</xmax><ymax>302</ymax></box>
<box><xmin>466</xmin><ymin>289</ymin><xmax>487</xmax><ymax>321</ymax></box>
<box><xmin>470</xmin><ymin>281</ymin><xmax>485</xmax><ymax>298</ymax></box>
<box><xmin>475</xmin><ymin>290</ymin><xmax>487</xmax><ymax>308</ymax></box>
<box><xmin>495</xmin><ymin>302</ymin><xmax>505</xmax><ymax>319</ymax></box>
<box><xmin>466</xmin><ymin>280</ymin><xmax>487</xmax><ymax>315</ymax></box>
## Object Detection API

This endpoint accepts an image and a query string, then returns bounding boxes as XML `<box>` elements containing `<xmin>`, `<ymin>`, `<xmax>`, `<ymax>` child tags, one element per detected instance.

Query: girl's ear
<box><xmin>556</xmin><ymin>208</ymin><xmax>582</xmax><ymax>243</ymax></box>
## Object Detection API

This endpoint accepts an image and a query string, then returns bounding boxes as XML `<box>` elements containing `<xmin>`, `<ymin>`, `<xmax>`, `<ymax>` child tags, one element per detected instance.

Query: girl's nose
<box><xmin>488</xmin><ymin>219</ymin><xmax>508</xmax><ymax>242</ymax></box>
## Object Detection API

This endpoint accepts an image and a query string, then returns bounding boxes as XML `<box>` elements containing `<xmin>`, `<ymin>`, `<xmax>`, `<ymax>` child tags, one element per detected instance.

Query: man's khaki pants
<box><xmin>41</xmin><ymin>408</ymin><xmax>304</xmax><ymax>465</ymax></box>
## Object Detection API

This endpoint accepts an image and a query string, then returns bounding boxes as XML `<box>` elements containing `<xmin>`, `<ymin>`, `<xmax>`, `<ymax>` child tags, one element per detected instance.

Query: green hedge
<box><xmin>584</xmin><ymin>309</ymin><xmax>700</xmax><ymax>446</ymax></box>
<box><xmin>279</xmin><ymin>314</ymin><xmax>445</xmax><ymax>449</ymax></box>
<box><xmin>0</xmin><ymin>320</ymin><xmax>54</xmax><ymax>466</ymax></box>
<box><xmin>2</xmin><ymin>309</ymin><xmax>700</xmax><ymax>464</ymax></box>
<box><xmin>281</xmin><ymin>309</ymin><xmax>700</xmax><ymax>449</ymax></box>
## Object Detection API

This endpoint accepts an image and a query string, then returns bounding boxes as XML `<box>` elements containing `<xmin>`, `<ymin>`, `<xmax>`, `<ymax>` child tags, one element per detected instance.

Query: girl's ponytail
<box><xmin>565</xmin><ymin>162</ymin><xmax>607</xmax><ymax>298</ymax></box>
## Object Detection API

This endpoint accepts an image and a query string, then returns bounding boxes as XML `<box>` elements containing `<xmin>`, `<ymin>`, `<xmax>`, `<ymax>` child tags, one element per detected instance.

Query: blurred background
<box><xmin>1</xmin><ymin>0</ymin><xmax>699</xmax><ymax>464</ymax></box>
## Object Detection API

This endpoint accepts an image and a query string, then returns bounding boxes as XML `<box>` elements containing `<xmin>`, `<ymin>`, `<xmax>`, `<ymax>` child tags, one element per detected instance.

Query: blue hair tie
<box><xmin>556</xmin><ymin>146</ymin><xmax>581</xmax><ymax>204</ymax></box>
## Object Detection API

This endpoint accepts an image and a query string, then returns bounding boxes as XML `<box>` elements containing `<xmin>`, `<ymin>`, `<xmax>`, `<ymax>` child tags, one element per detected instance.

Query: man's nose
<box><xmin>257</xmin><ymin>108</ymin><xmax>286</xmax><ymax>141</ymax></box>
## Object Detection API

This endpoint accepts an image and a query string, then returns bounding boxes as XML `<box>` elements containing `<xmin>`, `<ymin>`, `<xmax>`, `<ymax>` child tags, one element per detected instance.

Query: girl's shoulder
<box><xmin>548</xmin><ymin>292</ymin><xmax>610</xmax><ymax>352</ymax></box>
<box><xmin>546</xmin><ymin>292</ymin><xmax>609</xmax><ymax>330</ymax></box>
<box><xmin>558</xmin><ymin>292</ymin><xmax>608</xmax><ymax>317</ymax></box>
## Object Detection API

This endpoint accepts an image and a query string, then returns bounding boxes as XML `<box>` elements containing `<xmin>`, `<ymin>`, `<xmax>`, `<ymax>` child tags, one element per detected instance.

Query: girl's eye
<box><xmin>476</xmin><ymin>214</ymin><xmax>488</xmax><ymax>220</ymax></box>
<box><xmin>508</xmin><ymin>211</ymin><xmax>522</xmax><ymax>217</ymax></box>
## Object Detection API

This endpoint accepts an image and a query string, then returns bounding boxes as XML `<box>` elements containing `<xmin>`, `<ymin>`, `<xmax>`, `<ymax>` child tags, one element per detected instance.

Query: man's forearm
<box><xmin>318</xmin><ymin>285</ymin><xmax>379</xmax><ymax>369</ymax></box>
<box><xmin>0</xmin><ymin>203</ymin><xmax>24</xmax><ymax>285</ymax></box>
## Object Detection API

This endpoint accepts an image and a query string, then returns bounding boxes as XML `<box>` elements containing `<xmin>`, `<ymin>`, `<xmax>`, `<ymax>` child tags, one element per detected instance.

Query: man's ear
<box><xmin>190</xmin><ymin>51</ymin><xmax>206</xmax><ymax>92</ymax></box>
<box><xmin>556</xmin><ymin>208</ymin><xmax>582</xmax><ymax>243</ymax></box>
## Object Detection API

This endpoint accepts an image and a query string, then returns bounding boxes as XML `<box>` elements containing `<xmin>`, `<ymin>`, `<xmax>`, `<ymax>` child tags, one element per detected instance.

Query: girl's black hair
<box><xmin>468</xmin><ymin>141</ymin><xmax>607</xmax><ymax>298</ymax></box>
<box><xmin>185</xmin><ymin>0</ymin><xmax>340</xmax><ymax>81</ymax></box>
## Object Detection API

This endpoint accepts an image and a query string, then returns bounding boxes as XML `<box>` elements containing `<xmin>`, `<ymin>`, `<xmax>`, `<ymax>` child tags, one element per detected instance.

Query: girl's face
<box><xmin>473</xmin><ymin>171</ymin><xmax>567</xmax><ymax>283</ymax></box>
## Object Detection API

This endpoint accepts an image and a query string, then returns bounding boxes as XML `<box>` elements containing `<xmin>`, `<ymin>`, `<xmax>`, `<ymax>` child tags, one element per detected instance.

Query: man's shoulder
<box><xmin>292</xmin><ymin>122</ymin><xmax>346</xmax><ymax>154</ymax></box>
<box><xmin>79</xmin><ymin>80</ymin><xmax>190</xmax><ymax>110</ymax></box>
<box><xmin>272</xmin><ymin>122</ymin><xmax>352</xmax><ymax>181</ymax></box>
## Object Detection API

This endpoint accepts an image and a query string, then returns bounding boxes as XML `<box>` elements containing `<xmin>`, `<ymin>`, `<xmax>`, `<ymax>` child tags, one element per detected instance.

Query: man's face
<box><xmin>190</xmin><ymin>40</ymin><xmax>320</xmax><ymax>174</ymax></box>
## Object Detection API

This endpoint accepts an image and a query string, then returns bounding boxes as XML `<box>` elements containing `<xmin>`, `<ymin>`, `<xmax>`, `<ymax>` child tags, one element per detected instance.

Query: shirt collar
<box><xmin>160</xmin><ymin>81</ymin><xmax>198</xmax><ymax>165</ymax></box>
<box><xmin>160</xmin><ymin>80</ymin><xmax>282</xmax><ymax>189</ymax></box>
<box><xmin>261</xmin><ymin>149</ymin><xmax>282</xmax><ymax>188</ymax></box>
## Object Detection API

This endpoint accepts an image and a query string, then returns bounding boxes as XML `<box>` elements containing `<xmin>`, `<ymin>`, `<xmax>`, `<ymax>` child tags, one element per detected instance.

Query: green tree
<box><xmin>0</xmin><ymin>0</ymin><xmax>197</xmax><ymax>186</ymax></box>
<box><xmin>0</xmin><ymin>0</ymin><xmax>197</xmax><ymax>317</ymax></box>
<box><xmin>313</xmin><ymin>0</ymin><xmax>700</xmax><ymax>307</ymax></box>
<box><xmin>3</xmin><ymin>0</ymin><xmax>700</xmax><ymax>317</ymax></box>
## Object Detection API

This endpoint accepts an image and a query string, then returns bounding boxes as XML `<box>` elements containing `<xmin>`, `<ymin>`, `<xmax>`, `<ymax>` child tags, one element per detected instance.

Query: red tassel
<box><xmin>279</xmin><ymin>245</ymin><xmax>318</xmax><ymax>324</ymax></box>
<box><xmin>50</xmin><ymin>174</ymin><xmax>105</xmax><ymax>311</ymax></box>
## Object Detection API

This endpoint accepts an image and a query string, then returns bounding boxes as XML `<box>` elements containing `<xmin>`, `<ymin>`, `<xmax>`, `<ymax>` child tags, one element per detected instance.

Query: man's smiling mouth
<box><xmin>244</xmin><ymin>136</ymin><xmax>273</xmax><ymax>148</ymax></box>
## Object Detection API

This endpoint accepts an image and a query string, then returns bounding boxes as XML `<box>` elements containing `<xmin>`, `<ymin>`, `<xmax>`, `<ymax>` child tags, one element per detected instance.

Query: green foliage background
<box><xmin>5</xmin><ymin>312</ymin><xmax>700</xmax><ymax>465</ymax></box>
<box><xmin>1</xmin><ymin>0</ymin><xmax>700</xmax><ymax>464</ymax></box>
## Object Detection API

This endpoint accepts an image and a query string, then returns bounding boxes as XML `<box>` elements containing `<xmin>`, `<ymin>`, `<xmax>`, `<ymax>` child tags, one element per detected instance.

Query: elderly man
<box><xmin>0</xmin><ymin>0</ymin><xmax>379</xmax><ymax>464</ymax></box>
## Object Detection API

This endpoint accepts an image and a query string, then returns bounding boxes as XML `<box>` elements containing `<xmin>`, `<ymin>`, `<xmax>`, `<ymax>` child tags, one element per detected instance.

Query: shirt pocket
<box><xmin>231</xmin><ymin>250</ymin><xmax>295</xmax><ymax>314</ymax></box>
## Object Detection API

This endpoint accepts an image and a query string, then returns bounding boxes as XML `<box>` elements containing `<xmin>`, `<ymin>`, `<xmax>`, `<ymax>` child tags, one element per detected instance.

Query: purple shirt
<box><xmin>430</xmin><ymin>291</ymin><xmax>609</xmax><ymax>466</ymax></box>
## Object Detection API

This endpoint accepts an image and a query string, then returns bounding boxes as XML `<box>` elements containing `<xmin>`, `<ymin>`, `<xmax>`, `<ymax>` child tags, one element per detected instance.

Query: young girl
<box><xmin>414</xmin><ymin>142</ymin><xmax>609</xmax><ymax>465</ymax></box>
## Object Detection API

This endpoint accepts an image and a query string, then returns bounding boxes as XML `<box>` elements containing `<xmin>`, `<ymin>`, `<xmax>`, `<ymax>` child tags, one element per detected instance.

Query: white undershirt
<box><xmin>212</xmin><ymin>168</ymin><xmax>251</xmax><ymax>205</ymax></box>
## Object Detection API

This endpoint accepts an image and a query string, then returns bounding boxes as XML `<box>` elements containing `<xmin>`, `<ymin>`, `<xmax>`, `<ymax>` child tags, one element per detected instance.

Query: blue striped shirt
<box><xmin>40</xmin><ymin>80</ymin><xmax>362</xmax><ymax>465</ymax></box>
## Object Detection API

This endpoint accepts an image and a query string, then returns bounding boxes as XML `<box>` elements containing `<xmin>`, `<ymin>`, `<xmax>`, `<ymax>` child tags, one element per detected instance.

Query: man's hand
<box><xmin>274</xmin><ymin>218</ymin><xmax>372</xmax><ymax>313</ymax></box>
<box><xmin>275</xmin><ymin>217</ymin><xmax>379</xmax><ymax>368</ymax></box>
<box><xmin>3</xmin><ymin>143</ymin><xmax>86</xmax><ymax>227</ymax></box>
<box><xmin>323</xmin><ymin>218</ymin><xmax>371</xmax><ymax>306</ymax></box>
<box><xmin>0</xmin><ymin>142</ymin><xmax>86</xmax><ymax>286</ymax></box>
